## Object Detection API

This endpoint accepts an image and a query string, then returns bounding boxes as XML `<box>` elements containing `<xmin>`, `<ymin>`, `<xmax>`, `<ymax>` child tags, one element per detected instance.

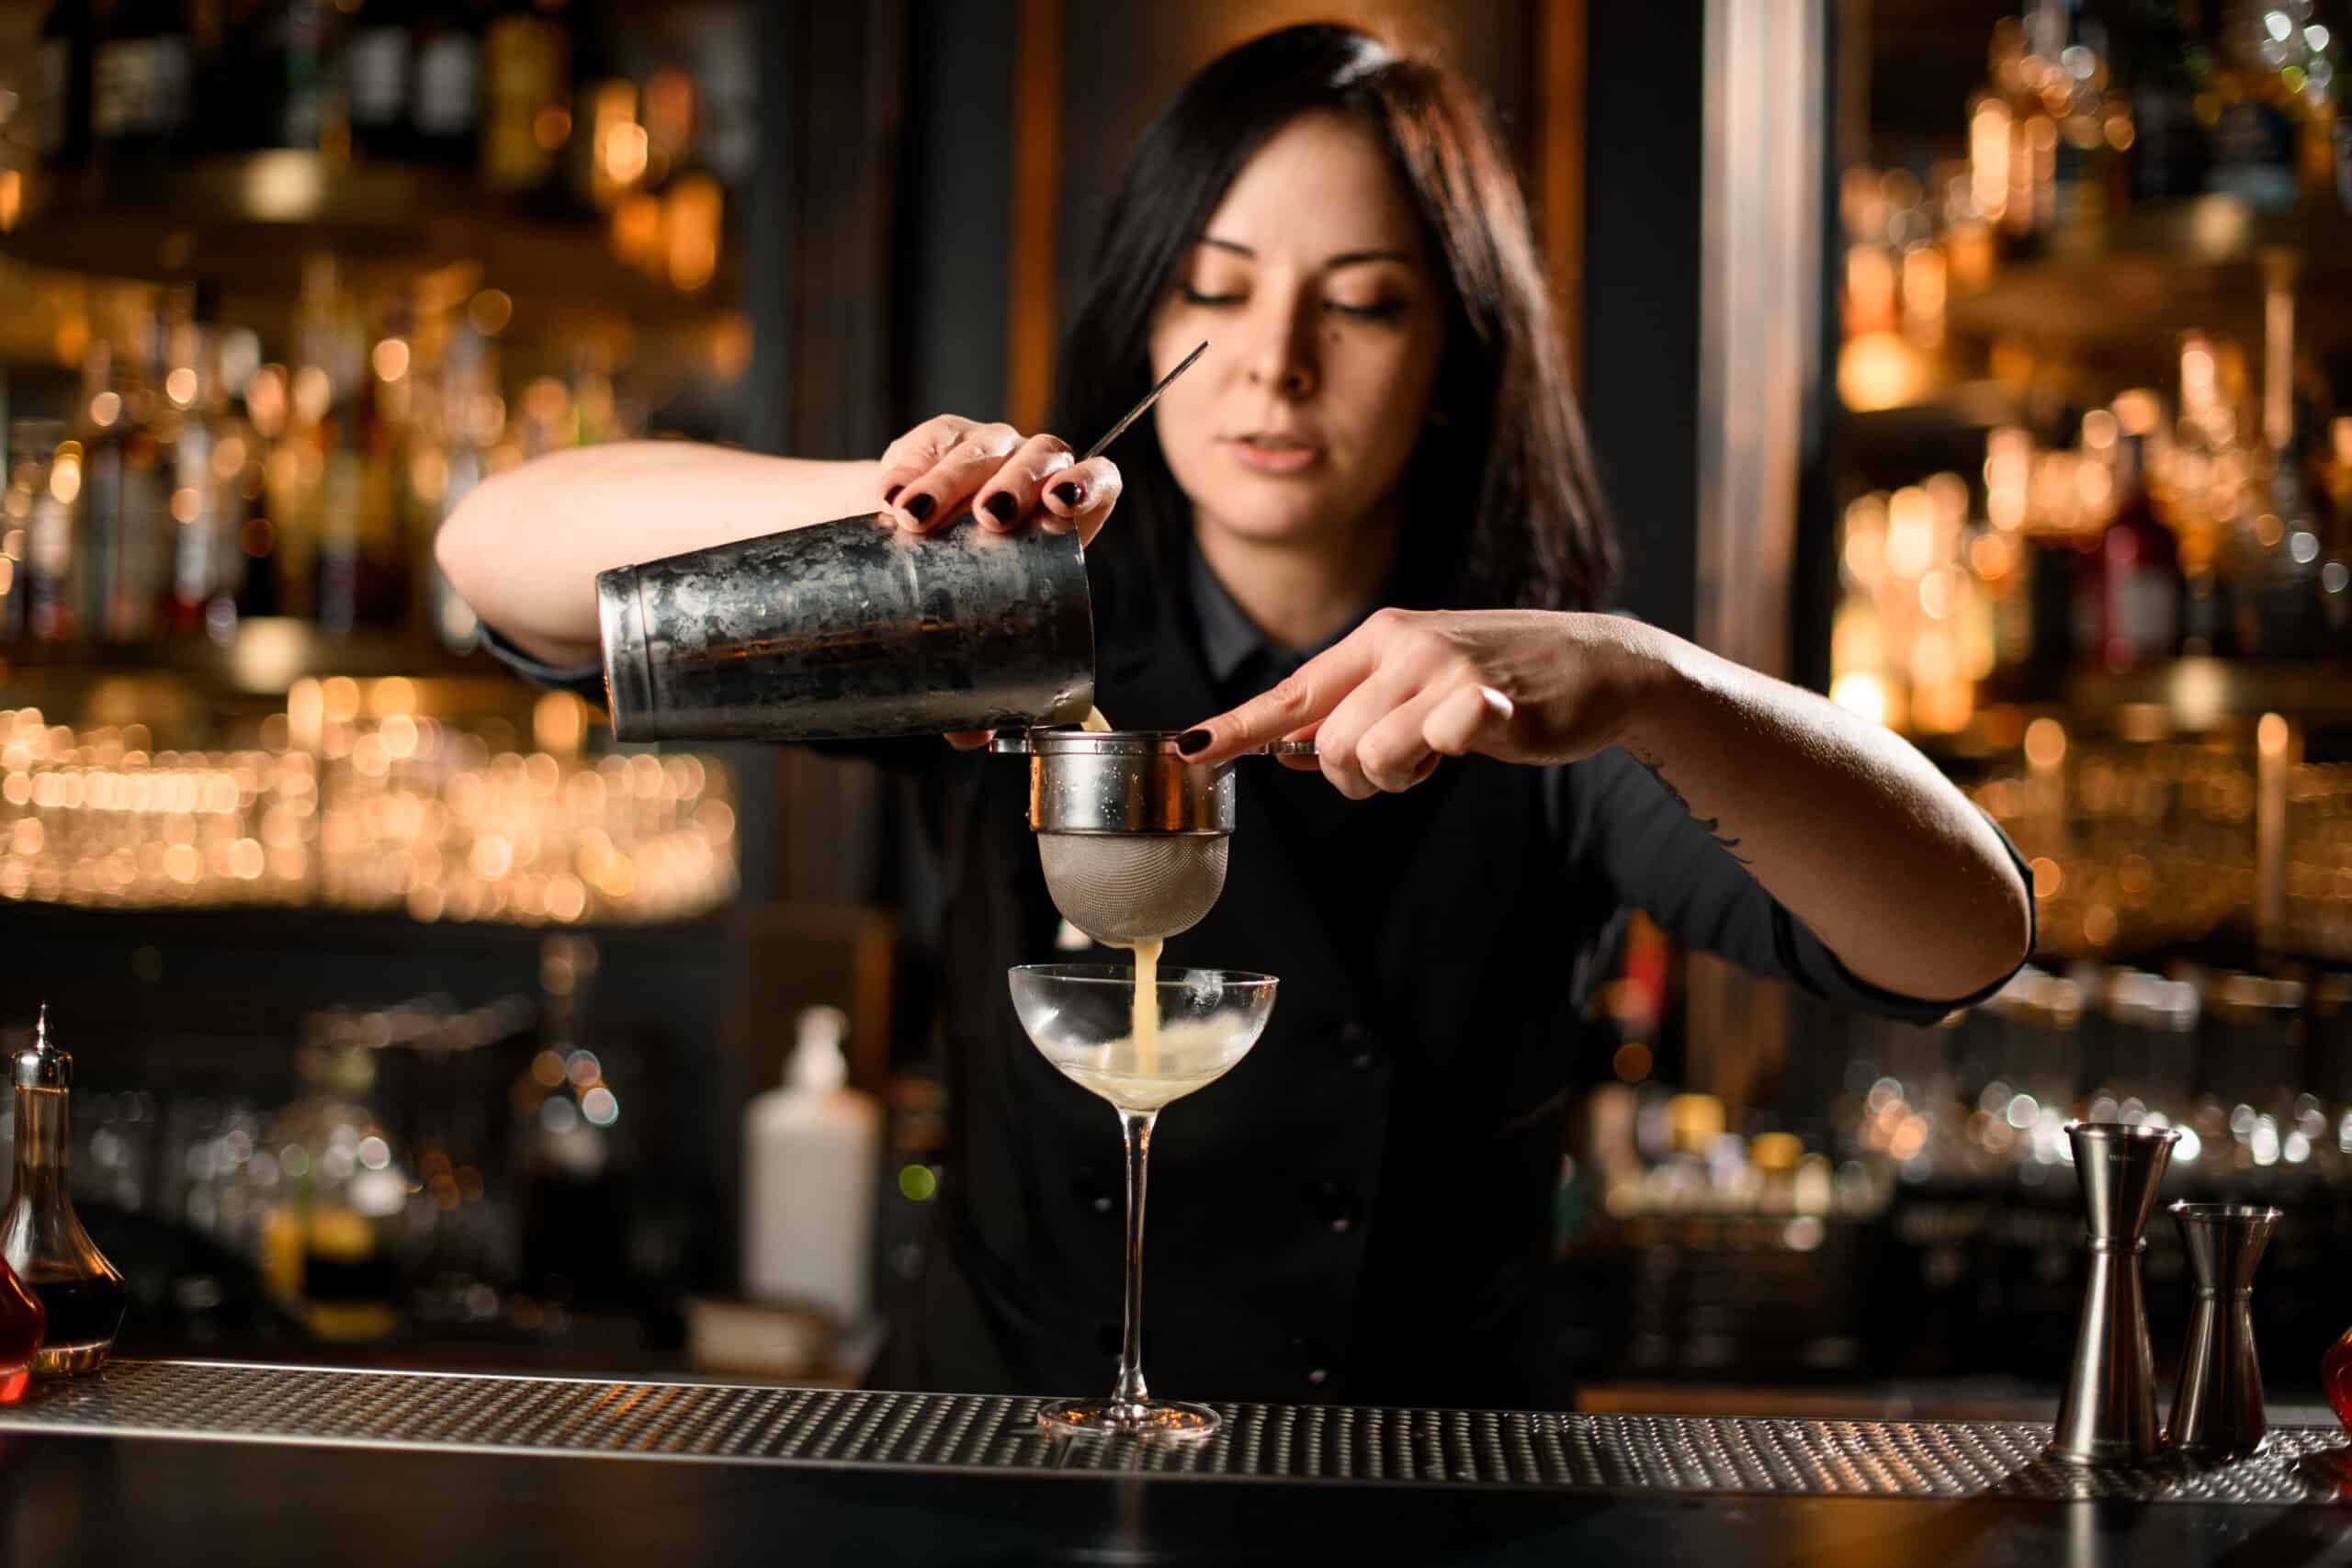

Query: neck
<box><xmin>1192</xmin><ymin>503</ymin><xmax>1400</xmax><ymax>651</ymax></box>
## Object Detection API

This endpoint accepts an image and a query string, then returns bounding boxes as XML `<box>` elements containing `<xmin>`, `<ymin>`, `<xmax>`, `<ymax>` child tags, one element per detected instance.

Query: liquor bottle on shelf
<box><xmin>408</xmin><ymin>0</ymin><xmax>484</xmax><ymax>170</ymax></box>
<box><xmin>239</xmin><ymin>358</ymin><xmax>300</xmax><ymax>621</ymax></box>
<box><xmin>2124</xmin><ymin>0</ymin><xmax>2216</xmax><ymax>202</ymax></box>
<box><xmin>2044</xmin><ymin>0</ymin><xmax>2120</xmax><ymax>229</ymax></box>
<box><xmin>1980</xmin><ymin>9</ymin><xmax>2055</xmax><ymax>238</ymax></box>
<box><xmin>566</xmin><ymin>8</ymin><xmax>636</xmax><ymax>216</ymax></box>
<box><xmin>2076</xmin><ymin>393</ymin><xmax>2184</xmax><ymax>671</ymax></box>
<box><xmin>481</xmin><ymin>0</ymin><xmax>573</xmax><ymax>197</ymax></box>
<box><xmin>88</xmin><ymin>0</ymin><xmax>195</xmax><ymax>167</ymax></box>
<box><xmin>2208</xmin><ymin>0</ymin><xmax>2307</xmax><ymax>211</ymax></box>
<box><xmin>35</xmin><ymin>0</ymin><xmax>95</xmax><ymax>173</ymax></box>
<box><xmin>2239</xmin><ymin>385</ymin><xmax>2337</xmax><ymax>660</ymax></box>
<box><xmin>75</xmin><ymin>335</ymin><xmax>163</xmax><ymax>644</ymax></box>
<box><xmin>154</xmin><ymin>310</ymin><xmax>242</xmax><ymax>641</ymax></box>
<box><xmin>342</xmin><ymin>0</ymin><xmax>416</xmax><ymax>163</ymax></box>
<box><xmin>647</xmin><ymin>68</ymin><xmax>724</xmax><ymax>293</ymax></box>
<box><xmin>417</xmin><ymin>318</ymin><xmax>494</xmax><ymax>649</ymax></box>
<box><xmin>235</xmin><ymin>0</ymin><xmax>338</xmax><ymax>154</ymax></box>
<box><xmin>16</xmin><ymin>423</ymin><xmax>77</xmax><ymax>643</ymax></box>
<box><xmin>2335</xmin><ymin>27</ymin><xmax>2351</xmax><ymax>212</ymax></box>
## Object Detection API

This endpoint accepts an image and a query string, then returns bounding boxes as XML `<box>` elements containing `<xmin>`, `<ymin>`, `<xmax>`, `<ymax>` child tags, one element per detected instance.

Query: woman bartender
<box><xmin>437</xmin><ymin>24</ymin><xmax>2033</xmax><ymax>1409</ymax></box>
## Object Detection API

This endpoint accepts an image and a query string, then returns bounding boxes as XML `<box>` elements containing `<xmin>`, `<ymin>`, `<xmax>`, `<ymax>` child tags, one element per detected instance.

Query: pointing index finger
<box><xmin>1177</xmin><ymin>635</ymin><xmax>1376</xmax><ymax>765</ymax></box>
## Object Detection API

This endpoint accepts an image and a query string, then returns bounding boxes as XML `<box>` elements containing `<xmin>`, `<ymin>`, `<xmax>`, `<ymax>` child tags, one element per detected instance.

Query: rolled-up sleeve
<box><xmin>477</xmin><ymin>622</ymin><xmax>608</xmax><ymax>705</ymax></box>
<box><xmin>1558</xmin><ymin>745</ymin><xmax>2032</xmax><ymax>1025</ymax></box>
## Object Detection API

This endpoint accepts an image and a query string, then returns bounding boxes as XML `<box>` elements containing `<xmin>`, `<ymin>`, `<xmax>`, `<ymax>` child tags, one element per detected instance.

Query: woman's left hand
<box><xmin>1177</xmin><ymin>609</ymin><xmax>1665</xmax><ymax>797</ymax></box>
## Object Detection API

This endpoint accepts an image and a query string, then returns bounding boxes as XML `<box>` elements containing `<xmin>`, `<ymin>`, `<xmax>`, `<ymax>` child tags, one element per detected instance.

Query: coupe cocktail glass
<box><xmin>1008</xmin><ymin>963</ymin><xmax>1277</xmax><ymax>1439</ymax></box>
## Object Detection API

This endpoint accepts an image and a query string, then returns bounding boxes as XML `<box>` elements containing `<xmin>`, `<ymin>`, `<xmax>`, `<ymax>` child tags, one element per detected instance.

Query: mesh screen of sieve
<box><xmin>1035</xmin><ymin>832</ymin><xmax>1231</xmax><ymax>945</ymax></box>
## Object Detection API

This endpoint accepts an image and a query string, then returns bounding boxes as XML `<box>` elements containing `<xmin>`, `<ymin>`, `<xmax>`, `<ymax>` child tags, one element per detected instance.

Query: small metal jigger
<box><xmin>2049</xmin><ymin>1122</ymin><xmax>2179</xmax><ymax>1465</ymax></box>
<box><xmin>2165</xmin><ymin>1202</ymin><xmax>2282</xmax><ymax>1457</ymax></box>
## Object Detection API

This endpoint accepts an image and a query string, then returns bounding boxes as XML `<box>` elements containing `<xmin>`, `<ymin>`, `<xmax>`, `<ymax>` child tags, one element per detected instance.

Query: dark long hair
<box><xmin>1054</xmin><ymin>22</ymin><xmax>1616</xmax><ymax>620</ymax></box>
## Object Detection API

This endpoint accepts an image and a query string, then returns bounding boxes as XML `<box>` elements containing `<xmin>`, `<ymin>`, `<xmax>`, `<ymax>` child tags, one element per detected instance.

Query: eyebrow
<box><xmin>1198</xmin><ymin>237</ymin><xmax>1416</xmax><ymax>270</ymax></box>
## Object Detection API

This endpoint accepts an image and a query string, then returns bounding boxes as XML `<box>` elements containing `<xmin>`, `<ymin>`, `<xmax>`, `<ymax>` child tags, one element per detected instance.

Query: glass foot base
<box><xmin>1037</xmin><ymin>1397</ymin><xmax>1220</xmax><ymax>1441</ymax></box>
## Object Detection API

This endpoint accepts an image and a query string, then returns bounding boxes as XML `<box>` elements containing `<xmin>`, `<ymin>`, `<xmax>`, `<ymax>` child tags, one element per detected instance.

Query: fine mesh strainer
<box><xmin>1035</xmin><ymin>832</ymin><xmax>1232</xmax><ymax>945</ymax></box>
<box><xmin>996</xmin><ymin>728</ymin><xmax>1307</xmax><ymax>945</ymax></box>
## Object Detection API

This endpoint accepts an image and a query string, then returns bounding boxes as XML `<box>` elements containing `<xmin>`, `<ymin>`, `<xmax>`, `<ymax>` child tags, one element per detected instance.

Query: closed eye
<box><xmin>1180</xmin><ymin>286</ymin><xmax>1246</xmax><ymax>308</ymax></box>
<box><xmin>1328</xmin><ymin>299</ymin><xmax>1407</xmax><ymax>322</ymax></box>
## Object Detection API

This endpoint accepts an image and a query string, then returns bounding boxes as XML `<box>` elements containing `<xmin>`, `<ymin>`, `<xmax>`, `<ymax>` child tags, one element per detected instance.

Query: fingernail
<box><xmin>983</xmin><ymin>491</ymin><xmax>1019</xmax><ymax>526</ymax></box>
<box><xmin>903</xmin><ymin>492</ymin><xmax>936</xmax><ymax>523</ymax></box>
<box><xmin>1175</xmin><ymin>728</ymin><xmax>1212</xmax><ymax>756</ymax></box>
<box><xmin>1052</xmin><ymin>481</ymin><xmax>1083</xmax><ymax>509</ymax></box>
<box><xmin>883</xmin><ymin>483</ymin><xmax>902</xmax><ymax>505</ymax></box>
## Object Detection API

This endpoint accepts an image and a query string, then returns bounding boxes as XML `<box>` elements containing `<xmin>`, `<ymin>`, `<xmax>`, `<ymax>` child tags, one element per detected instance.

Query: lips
<box><xmin>1224</xmin><ymin>433</ymin><xmax>1322</xmax><ymax>475</ymax></box>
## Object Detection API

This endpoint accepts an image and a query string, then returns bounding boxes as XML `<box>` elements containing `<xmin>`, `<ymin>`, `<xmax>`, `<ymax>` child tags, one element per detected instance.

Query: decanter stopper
<box><xmin>4</xmin><ymin>1005</ymin><xmax>128</xmax><ymax>1376</ymax></box>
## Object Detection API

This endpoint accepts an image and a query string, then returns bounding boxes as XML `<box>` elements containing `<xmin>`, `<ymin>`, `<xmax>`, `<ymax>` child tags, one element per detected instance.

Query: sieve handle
<box><xmin>989</xmin><ymin>728</ymin><xmax>1316</xmax><ymax>757</ymax></box>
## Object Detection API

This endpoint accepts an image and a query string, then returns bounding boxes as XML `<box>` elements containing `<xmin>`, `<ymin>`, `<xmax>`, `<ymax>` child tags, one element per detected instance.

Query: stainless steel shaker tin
<box><xmin>1012</xmin><ymin>728</ymin><xmax>1236</xmax><ymax>835</ymax></box>
<box><xmin>597</xmin><ymin>511</ymin><xmax>1095</xmax><ymax>743</ymax></box>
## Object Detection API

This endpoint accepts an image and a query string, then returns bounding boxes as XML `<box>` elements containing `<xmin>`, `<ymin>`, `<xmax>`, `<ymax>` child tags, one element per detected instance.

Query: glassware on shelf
<box><xmin>0</xmin><ymin>694</ymin><xmax>740</xmax><ymax>924</ymax></box>
<box><xmin>0</xmin><ymin>1007</ymin><xmax>127</xmax><ymax>1376</ymax></box>
<box><xmin>1007</xmin><ymin>964</ymin><xmax>1277</xmax><ymax>1440</ymax></box>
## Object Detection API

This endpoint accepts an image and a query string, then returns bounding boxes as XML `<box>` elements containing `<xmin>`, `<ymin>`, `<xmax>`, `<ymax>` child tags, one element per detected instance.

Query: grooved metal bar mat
<box><xmin>1</xmin><ymin>1361</ymin><xmax>2346</xmax><ymax>1504</ymax></box>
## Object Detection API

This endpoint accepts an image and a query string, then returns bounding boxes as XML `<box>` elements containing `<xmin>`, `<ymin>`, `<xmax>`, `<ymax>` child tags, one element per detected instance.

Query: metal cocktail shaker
<box><xmin>2048</xmin><ymin>1121</ymin><xmax>2178</xmax><ymax>1465</ymax></box>
<box><xmin>596</xmin><ymin>511</ymin><xmax>1095</xmax><ymax>743</ymax></box>
<box><xmin>2165</xmin><ymin>1201</ymin><xmax>2281</xmax><ymax>1457</ymax></box>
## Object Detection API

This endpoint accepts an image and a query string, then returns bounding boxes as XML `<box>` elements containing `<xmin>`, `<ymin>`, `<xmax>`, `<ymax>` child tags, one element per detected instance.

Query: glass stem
<box><xmin>1111</xmin><ymin>1108</ymin><xmax>1157</xmax><ymax>1412</ymax></box>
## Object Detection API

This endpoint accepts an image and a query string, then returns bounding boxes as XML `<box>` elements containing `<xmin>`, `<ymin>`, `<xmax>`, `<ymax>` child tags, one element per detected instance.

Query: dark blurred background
<box><xmin>0</xmin><ymin>0</ymin><xmax>2346</xmax><ymax>1417</ymax></box>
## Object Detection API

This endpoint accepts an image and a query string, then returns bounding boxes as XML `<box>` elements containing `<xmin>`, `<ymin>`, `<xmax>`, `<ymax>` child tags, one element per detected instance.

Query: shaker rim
<box><xmin>2166</xmin><ymin>1201</ymin><xmax>2284</xmax><ymax>1224</ymax></box>
<box><xmin>2062</xmin><ymin>1120</ymin><xmax>2181</xmax><ymax>1145</ymax></box>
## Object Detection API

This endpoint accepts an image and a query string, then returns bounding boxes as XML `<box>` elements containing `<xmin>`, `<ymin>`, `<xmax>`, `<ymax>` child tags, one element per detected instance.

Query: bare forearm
<box><xmin>1618</xmin><ymin>632</ymin><xmax>2031</xmax><ymax>1001</ymax></box>
<box><xmin>435</xmin><ymin>442</ymin><xmax>881</xmax><ymax>664</ymax></box>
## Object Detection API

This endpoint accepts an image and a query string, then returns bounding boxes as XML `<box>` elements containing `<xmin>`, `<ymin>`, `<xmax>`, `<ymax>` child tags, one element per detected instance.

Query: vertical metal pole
<box><xmin>1688</xmin><ymin>0</ymin><xmax>1829</xmax><ymax>1115</ymax></box>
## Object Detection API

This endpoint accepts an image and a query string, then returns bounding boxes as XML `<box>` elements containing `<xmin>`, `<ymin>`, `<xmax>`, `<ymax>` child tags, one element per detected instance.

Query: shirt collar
<box><xmin>1186</xmin><ymin>539</ymin><xmax>1371</xmax><ymax>685</ymax></box>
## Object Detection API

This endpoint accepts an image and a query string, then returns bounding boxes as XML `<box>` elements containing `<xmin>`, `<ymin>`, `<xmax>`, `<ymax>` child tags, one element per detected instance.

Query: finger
<box><xmin>891</xmin><ymin>421</ymin><xmax>1023</xmax><ymax>533</ymax></box>
<box><xmin>942</xmin><ymin>728</ymin><xmax>994</xmax><ymax>750</ymax></box>
<box><xmin>876</xmin><ymin>415</ymin><xmax>975</xmax><ymax>508</ymax></box>
<box><xmin>1353</xmin><ymin>696</ymin><xmax>1448</xmax><ymax>794</ymax></box>
<box><xmin>1424</xmin><ymin>682</ymin><xmax>1514</xmax><ymax>758</ymax></box>
<box><xmin>1177</xmin><ymin>634</ymin><xmax>1382</xmax><ymax>764</ymax></box>
<box><xmin>1037</xmin><ymin>457</ymin><xmax>1124</xmax><ymax>544</ymax></box>
<box><xmin>1310</xmin><ymin>659</ymin><xmax>1432</xmax><ymax>800</ymax></box>
<box><xmin>972</xmin><ymin>434</ymin><xmax>1075</xmax><ymax>533</ymax></box>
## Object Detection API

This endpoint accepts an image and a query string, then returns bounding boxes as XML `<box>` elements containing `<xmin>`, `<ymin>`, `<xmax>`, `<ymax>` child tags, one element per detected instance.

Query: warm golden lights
<box><xmin>0</xmin><ymin>699</ymin><xmax>736</xmax><ymax>926</ymax></box>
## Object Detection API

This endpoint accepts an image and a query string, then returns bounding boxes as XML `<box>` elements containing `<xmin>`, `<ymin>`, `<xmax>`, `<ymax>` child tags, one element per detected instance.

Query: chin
<box><xmin>1186</xmin><ymin>470</ymin><xmax>1367</xmax><ymax>547</ymax></box>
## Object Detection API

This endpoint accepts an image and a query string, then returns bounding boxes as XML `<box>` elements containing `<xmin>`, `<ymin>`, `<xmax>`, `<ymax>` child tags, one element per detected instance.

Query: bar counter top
<box><xmin>2</xmin><ymin>1360</ymin><xmax>2349</xmax><ymax>1565</ymax></box>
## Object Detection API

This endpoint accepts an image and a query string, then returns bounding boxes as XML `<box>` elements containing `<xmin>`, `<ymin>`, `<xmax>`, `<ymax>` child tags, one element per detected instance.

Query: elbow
<box><xmin>434</xmin><ymin>471</ymin><xmax>503</xmax><ymax>607</ymax></box>
<box><xmin>1969</xmin><ymin>846</ymin><xmax>2036</xmax><ymax>997</ymax></box>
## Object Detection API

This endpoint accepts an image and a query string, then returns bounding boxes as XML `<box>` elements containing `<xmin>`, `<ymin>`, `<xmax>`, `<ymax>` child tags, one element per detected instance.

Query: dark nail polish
<box><xmin>1175</xmin><ymin>728</ymin><xmax>1212</xmax><ymax>756</ymax></box>
<box><xmin>1052</xmin><ymin>481</ymin><xmax>1083</xmax><ymax>508</ymax></box>
<box><xmin>903</xmin><ymin>492</ymin><xmax>936</xmax><ymax>523</ymax></box>
<box><xmin>883</xmin><ymin>483</ymin><xmax>902</xmax><ymax>505</ymax></box>
<box><xmin>984</xmin><ymin>491</ymin><xmax>1019</xmax><ymax>525</ymax></box>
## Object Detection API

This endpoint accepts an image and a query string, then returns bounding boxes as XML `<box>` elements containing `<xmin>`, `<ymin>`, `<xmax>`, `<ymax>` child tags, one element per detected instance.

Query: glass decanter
<box><xmin>0</xmin><ymin>1255</ymin><xmax>40</xmax><ymax>1402</ymax></box>
<box><xmin>2</xmin><ymin>1007</ymin><xmax>127</xmax><ymax>1375</ymax></box>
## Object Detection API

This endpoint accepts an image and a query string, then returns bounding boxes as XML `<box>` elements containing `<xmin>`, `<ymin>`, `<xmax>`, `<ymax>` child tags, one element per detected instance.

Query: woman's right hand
<box><xmin>876</xmin><ymin>417</ymin><xmax>1124</xmax><ymax>750</ymax></box>
<box><xmin>876</xmin><ymin>415</ymin><xmax>1123</xmax><ymax>545</ymax></box>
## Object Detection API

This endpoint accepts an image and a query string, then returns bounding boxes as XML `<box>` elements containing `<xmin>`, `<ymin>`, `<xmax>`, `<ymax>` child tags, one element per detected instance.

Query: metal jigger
<box><xmin>2165</xmin><ymin>1202</ymin><xmax>2282</xmax><ymax>1457</ymax></box>
<box><xmin>2049</xmin><ymin>1122</ymin><xmax>2179</xmax><ymax>1465</ymax></box>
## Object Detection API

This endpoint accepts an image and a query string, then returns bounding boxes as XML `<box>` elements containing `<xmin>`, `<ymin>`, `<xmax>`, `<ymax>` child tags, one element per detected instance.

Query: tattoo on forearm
<box><xmin>1631</xmin><ymin>750</ymin><xmax>1753</xmax><ymax>865</ymax></box>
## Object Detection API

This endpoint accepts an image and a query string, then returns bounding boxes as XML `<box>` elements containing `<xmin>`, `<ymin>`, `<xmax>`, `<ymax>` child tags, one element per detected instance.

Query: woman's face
<box><xmin>1147</xmin><ymin>111</ymin><xmax>1446</xmax><ymax>556</ymax></box>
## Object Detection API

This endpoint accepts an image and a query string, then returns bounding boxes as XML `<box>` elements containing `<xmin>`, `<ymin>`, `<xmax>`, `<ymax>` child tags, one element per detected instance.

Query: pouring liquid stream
<box><xmin>1078</xmin><ymin>705</ymin><xmax>1162</xmax><ymax>1084</ymax></box>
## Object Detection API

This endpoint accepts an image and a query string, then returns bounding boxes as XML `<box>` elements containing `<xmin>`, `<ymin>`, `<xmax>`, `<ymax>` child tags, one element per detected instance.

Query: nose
<box><xmin>1240</xmin><ymin>286</ymin><xmax>1317</xmax><ymax>400</ymax></box>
